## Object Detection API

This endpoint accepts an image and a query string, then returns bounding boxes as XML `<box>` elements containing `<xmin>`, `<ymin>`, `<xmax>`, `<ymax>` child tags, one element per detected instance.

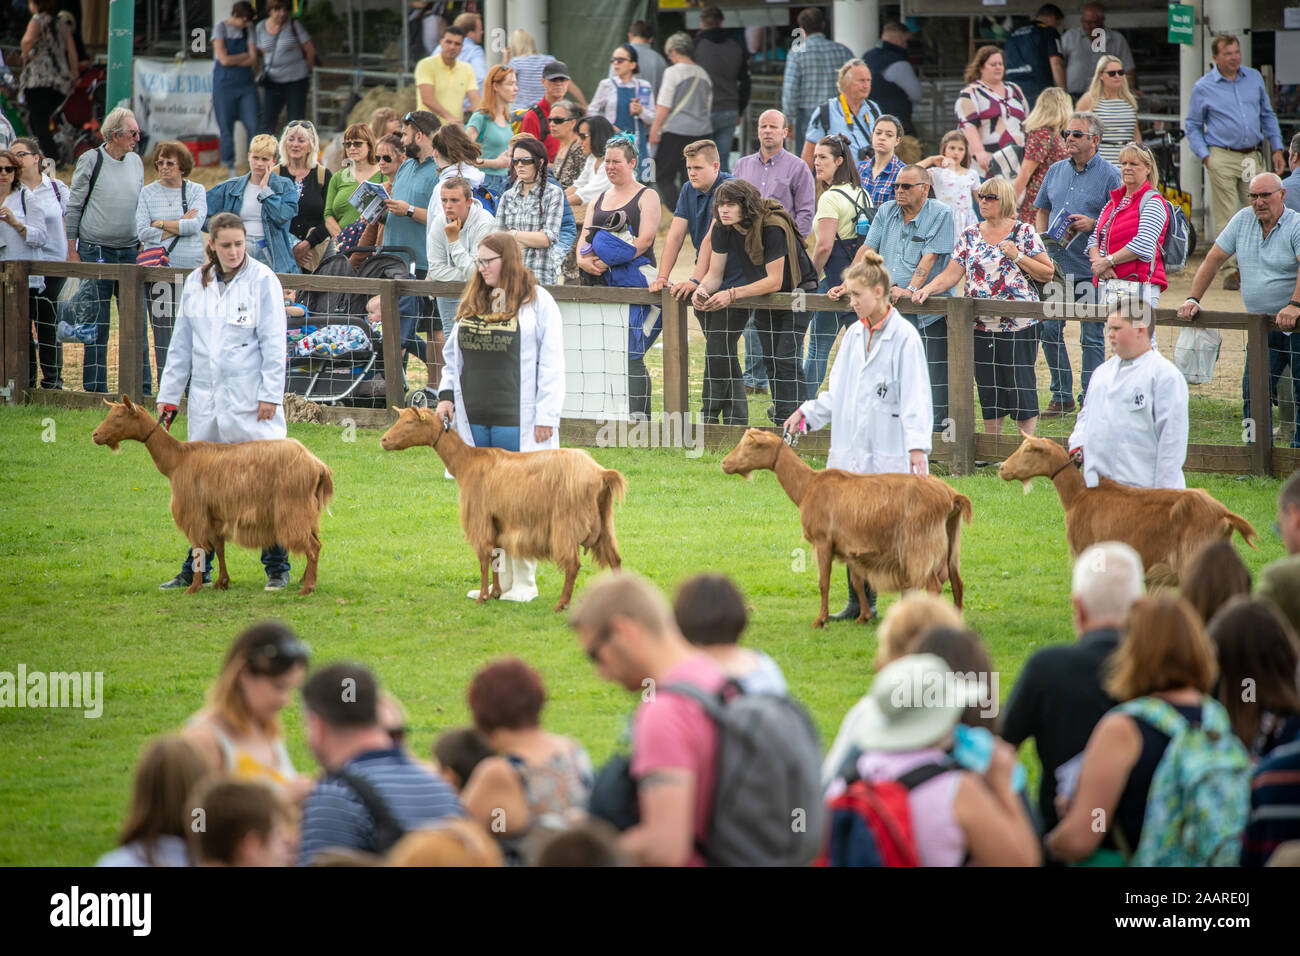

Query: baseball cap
<box><xmin>543</xmin><ymin>61</ymin><xmax>571</xmax><ymax>81</ymax></box>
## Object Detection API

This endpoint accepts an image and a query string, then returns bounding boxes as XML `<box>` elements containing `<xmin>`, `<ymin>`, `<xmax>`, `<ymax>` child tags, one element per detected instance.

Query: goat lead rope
<box><xmin>142</xmin><ymin>423</ymin><xmax>161</xmax><ymax>446</ymax></box>
<box><xmin>1049</xmin><ymin>455</ymin><xmax>1080</xmax><ymax>481</ymax></box>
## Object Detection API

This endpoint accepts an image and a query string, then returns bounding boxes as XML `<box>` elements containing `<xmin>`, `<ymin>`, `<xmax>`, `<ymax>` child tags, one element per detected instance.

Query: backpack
<box><xmin>1117</xmin><ymin>695</ymin><xmax>1250</xmax><ymax>867</ymax></box>
<box><xmin>816</xmin><ymin>98</ymin><xmax>879</xmax><ymax>159</ymax></box>
<box><xmin>512</xmin><ymin>104</ymin><xmax>549</xmax><ymax>140</ymax></box>
<box><xmin>332</xmin><ymin>768</ymin><xmax>407</xmax><ymax>854</ymax></box>
<box><xmin>1158</xmin><ymin>195</ymin><xmax>1192</xmax><ymax>274</ymax></box>
<box><xmin>663</xmin><ymin>681</ymin><xmax>825</xmax><ymax>866</ymax></box>
<box><xmin>817</xmin><ymin>761</ymin><xmax>953</xmax><ymax>866</ymax></box>
<box><xmin>472</xmin><ymin>182</ymin><xmax>500</xmax><ymax>216</ymax></box>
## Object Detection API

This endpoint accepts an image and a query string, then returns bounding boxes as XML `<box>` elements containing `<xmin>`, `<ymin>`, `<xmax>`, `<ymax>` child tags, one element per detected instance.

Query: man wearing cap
<box><xmin>519</xmin><ymin>61</ymin><xmax>574</xmax><ymax>161</ymax></box>
<box><xmin>1002</xmin><ymin>541</ymin><xmax>1145</xmax><ymax>834</ymax></box>
<box><xmin>862</xmin><ymin>22</ymin><xmax>922</xmax><ymax>137</ymax></box>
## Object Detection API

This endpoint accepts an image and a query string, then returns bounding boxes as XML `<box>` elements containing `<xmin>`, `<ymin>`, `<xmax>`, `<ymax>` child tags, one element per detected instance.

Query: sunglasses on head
<box><xmin>246</xmin><ymin>636</ymin><xmax>311</xmax><ymax>676</ymax></box>
<box><xmin>288</xmin><ymin>119</ymin><xmax>315</xmax><ymax>131</ymax></box>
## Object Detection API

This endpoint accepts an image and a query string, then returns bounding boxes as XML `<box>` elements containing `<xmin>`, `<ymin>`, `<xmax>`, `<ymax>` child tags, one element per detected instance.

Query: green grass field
<box><xmin>0</xmin><ymin>405</ymin><xmax>1287</xmax><ymax>865</ymax></box>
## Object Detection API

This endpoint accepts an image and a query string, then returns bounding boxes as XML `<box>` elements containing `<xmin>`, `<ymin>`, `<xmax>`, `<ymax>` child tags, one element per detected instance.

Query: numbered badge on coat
<box><xmin>227</xmin><ymin>303</ymin><xmax>254</xmax><ymax>328</ymax></box>
<box><xmin>876</xmin><ymin>378</ymin><xmax>901</xmax><ymax>416</ymax></box>
<box><xmin>1129</xmin><ymin>389</ymin><xmax>1147</xmax><ymax>412</ymax></box>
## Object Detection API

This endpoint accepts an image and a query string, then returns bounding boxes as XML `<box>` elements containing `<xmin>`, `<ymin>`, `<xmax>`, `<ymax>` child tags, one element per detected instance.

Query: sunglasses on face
<box><xmin>344</xmin><ymin>140</ymin><xmax>366</xmax><ymax>148</ymax></box>
<box><xmin>1102</xmin><ymin>69</ymin><xmax>1124</xmax><ymax>77</ymax></box>
<box><xmin>977</xmin><ymin>193</ymin><xmax>998</xmax><ymax>201</ymax></box>
<box><xmin>549</xmin><ymin>117</ymin><xmax>572</xmax><ymax>126</ymax></box>
<box><xmin>120</xmin><ymin>129</ymin><xmax>141</xmax><ymax>139</ymax></box>
<box><xmin>378</xmin><ymin>153</ymin><xmax>396</xmax><ymax>163</ymax></box>
<box><xmin>512</xmin><ymin>157</ymin><xmax>536</xmax><ymax>166</ymax></box>
<box><xmin>0</xmin><ymin>166</ymin><xmax>14</xmax><ymax>174</ymax></box>
<box><xmin>1250</xmin><ymin>189</ymin><xmax>1279</xmax><ymax>200</ymax></box>
<box><xmin>895</xmin><ymin>181</ymin><xmax>925</xmax><ymax>190</ymax></box>
<box><xmin>1064</xmin><ymin>129</ymin><xmax>1092</xmax><ymax>139</ymax></box>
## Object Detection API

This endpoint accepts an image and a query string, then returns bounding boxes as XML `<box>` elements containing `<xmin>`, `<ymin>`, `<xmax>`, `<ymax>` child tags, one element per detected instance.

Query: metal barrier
<box><xmin>2</xmin><ymin>259</ymin><xmax>1296</xmax><ymax>479</ymax></box>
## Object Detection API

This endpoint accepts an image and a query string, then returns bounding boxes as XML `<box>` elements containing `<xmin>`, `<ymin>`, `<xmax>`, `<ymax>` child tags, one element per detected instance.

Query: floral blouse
<box><xmin>1018</xmin><ymin>126</ymin><xmax>1067</xmax><ymax>224</ymax></box>
<box><xmin>953</xmin><ymin>221</ymin><xmax>1046</xmax><ymax>332</ymax></box>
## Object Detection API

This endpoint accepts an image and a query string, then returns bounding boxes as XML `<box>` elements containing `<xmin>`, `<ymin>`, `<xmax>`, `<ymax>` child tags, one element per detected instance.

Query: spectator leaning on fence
<box><xmin>1034</xmin><ymin>111</ymin><xmax>1120</xmax><ymax>415</ymax></box>
<box><xmin>839</xmin><ymin>163</ymin><xmax>956</xmax><ymax>429</ymax></box>
<box><xmin>1061</xmin><ymin>2</ymin><xmax>1137</xmax><ymax>98</ymax></box>
<box><xmin>781</xmin><ymin>6</ymin><xmax>854</xmax><ymax>158</ymax></box>
<box><xmin>1178</xmin><ymin>172</ymin><xmax>1300</xmax><ymax>449</ymax></box>
<box><xmin>1001</xmin><ymin>541</ymin><xmax>1144</xmax><ymax>833</ymax></box>
<box><xmin>65</xmin><ymin>106</ymin><xmax>144</xmax><ymax>394</ymax></box>
<box><xmin>135</xmin><ymin>140</ymin><xmax>207</xmax><ymax>382</ymax></box>
<box><xmin>205</xmin><ymin>133</ymin><xmax>300</xmax><ymax>275</ymax></box>
<box><xmin>14</xmin><ymin>137</ymin><xmax>67</xmax><ymax>392</ymax></box>
<box><xmin>956</xmin><ymin>46</ymin><xmax>1028</xmax><ymax>181</ymax></box>
<box><xmin>650</xmin><ymin>138</ymin><xmax>730</xmax><ymax>298</ymax></box>
<box><xmin>1069</xmin><ymin>297</ymin><xmax>1189</xmax><ymax>490</ymax></box>
<box><xmin>862</xmin><ymin>22</ymin><xmax>922</xmax><ymax>137</ymax></box>
<box><xmin>650</xmin><ymin>33</ymin><xmax>714</xmax><ymax>212</ymax></box>
<box><xmin>800</xmin><ymin>59</ymin><xmax>880</xmax><ymax>173</ymax></box>
<box><xmin>1088</xmin><ymin>142</ymin><xmax>1168</xmax><ymax>313</ymax></box>
<box><xmin>299</xmin><ymin>662</ymin><xmax>463</xmax><ymax>864</ymax></box>
<box><xmin>913</xmin><ymin>176</ymin><xmax>1054</xmax><ymax>437</ymax></box>
<box><xmin>693</xmin><ymin>7</ymin><xmax>750</xmax><ymax>174</ymax></box>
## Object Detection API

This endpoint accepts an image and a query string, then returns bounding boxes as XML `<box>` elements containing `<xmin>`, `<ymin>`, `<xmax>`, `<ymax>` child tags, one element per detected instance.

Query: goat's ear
<box><xmin>121</xmin><ymin>394</ymin><xmax>134</xmax><ymax>409</ymax></box>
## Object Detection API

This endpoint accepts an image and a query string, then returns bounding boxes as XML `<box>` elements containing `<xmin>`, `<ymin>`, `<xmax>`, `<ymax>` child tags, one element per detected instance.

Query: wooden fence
<box><xmin>1</xmin><ymin>259</ymin><xmax>1296</xmax><ymax>478</ymax></box>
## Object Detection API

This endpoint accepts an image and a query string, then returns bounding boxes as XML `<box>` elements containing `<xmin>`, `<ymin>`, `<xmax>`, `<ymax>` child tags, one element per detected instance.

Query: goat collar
<box><xmin>1050</xmin><ymin>454</ymin><xmax>1080</xmax><ymax>481</ymax></box>
<box><xmin>770</xmin><ymin>435</ymin><xmax>785</xmax><ymax>471</ymax></box>
<box><xmin>142</xmin><ymin>422</ymin><xmax>162</xmax><ymax>446</ymax></box>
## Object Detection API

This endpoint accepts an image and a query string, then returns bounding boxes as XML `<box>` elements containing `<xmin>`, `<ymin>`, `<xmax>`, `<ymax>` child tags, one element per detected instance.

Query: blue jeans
<box><xmin>260</xmin><ymin>76</ymin><xmax>309</xmax><ymax>134</ymax></box>
<box><xmin>436</xmin><ymin>296</ymin><xmax>461</xmax><ymax>339</ymax></box>
<box><xmin>77</xmin><ymin>242</ymin><xmax>141</xmax><ymax>393</ymax></box>
<box><xmin>1243</xmin><ymin>331</ymin><xmax>1300</xmax><ymax>447</ymax></box>
<box><xmin>470</xmin><ymin>424</ymin><xmax>520</xmax><ymax>451</ymax></box>
<box><xmin>742</xmin><ymin>313</ymin><xmax>767</xmax><ymax>388</ymax></box>
<box><xmin>710</xmin><ymin>109</ymin><xmax>740</xmax><ymax>172</ymax></box>
<box><xmin>802</xmin><ymin>276</ymin><xmax>853</xmax><ymax>400</ymax></box>
<box><xmin>793</xmin><ymin>106</ymin><xmax>814</xmax><ymax>157</ymax></box>
<box><xmin>180</xmin><ymin>544</ymin><xmax>289</xmax><ymax>579</ymax></box>
<box><xmin>398</xmin><ymin>294</ymin><xmax>428</xmax><ymax>367</ymax></box>
<box><xmin>214</xmin><ymin>80</ymin><xmax>259</xmax><ymax>167</ymax></box>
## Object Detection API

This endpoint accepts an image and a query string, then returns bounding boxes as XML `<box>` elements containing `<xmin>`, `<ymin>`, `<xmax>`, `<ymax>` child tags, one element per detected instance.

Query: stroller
<box><xmin>50</xmin><ymin>65</ymin><xmax>105</xmax><ymax>169</ymax></box>
<box><xmin>286</xmin><ymin>247</ymin><xmax>417</xmax><ymax>408</ymax></box>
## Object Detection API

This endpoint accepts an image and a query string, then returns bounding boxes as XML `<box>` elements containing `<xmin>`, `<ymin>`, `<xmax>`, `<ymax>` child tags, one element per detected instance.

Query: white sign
<box><xmin>132</xmin><ymin>57</ymin><xmax>218</xmax><ymax>141</ymax></box>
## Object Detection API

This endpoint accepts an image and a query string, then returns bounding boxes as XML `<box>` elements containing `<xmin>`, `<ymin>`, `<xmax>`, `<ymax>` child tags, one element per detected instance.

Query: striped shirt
<box><xmin>781</xmin><ymin>33</ymin><xmax>855</xmax><ymax>114</ymax></box>
<box><xmin>1093</xmin><ymin>97</ymin><xmax>1137</xmax><ymax>166</ymax></box>
<box><xmin>1243</xmin><ymin>737</ymin><xmax>1300</xmax><ymax>867</ymax></box>
<box><xmin>299</xmin><ymin>748</ymin><xmax>462</xmax><ymax>863</ymax></box>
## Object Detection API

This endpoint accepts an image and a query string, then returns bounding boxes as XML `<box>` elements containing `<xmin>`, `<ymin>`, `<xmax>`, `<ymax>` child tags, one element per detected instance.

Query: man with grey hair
<box><xmin>1178</xmin><ymin>171</ymin><xmax>1300</xmax><ymax>447</ymax></box>
<box><xmin>1033</xmin><ymin>110</ymin><xmax>1121</xmax><ymax>415</ymax></box>
<box><xmin>1061</xmin><ymin>2</ymin><xmax>1137</xmax><ymax>97</ymax></box>
<box><xmin>799</xmin><ymin>59</ymin><xmax>880</xmax><ymax>171</ymax></box>
<box><xmin>1002</xmin><ymin>540</ymin><xmax>1145</xmax><ymax>832</ymax></box>
<box><xmin>65</xmin><ymin>106</ymin><xmax>145</xmax><ymax>394</ymax></box>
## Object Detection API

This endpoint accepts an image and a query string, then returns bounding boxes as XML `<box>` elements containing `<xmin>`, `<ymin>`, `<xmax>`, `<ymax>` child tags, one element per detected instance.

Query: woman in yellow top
<box><xmin>323</xmin><ymin>123</ymin><xmax>386</xmax><ymax>239</ymax></box>
<box><xmin>183</xmin><ymin>621</ymin><xmax>312</xmax><ymax>802</ymax></box>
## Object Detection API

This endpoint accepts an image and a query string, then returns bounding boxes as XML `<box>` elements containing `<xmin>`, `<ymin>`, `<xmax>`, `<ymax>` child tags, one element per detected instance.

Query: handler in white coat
<box><xmin>435</xmin><ymin>233</ymin><xmax>565</xmax><ymax>603</ymax></box>
<box><xmin>156</xmin><ymin>211</ymin><xmax>293</xmax><ymax>590</ymax></box>
<box><xmin>785</xmin><ymin>251</ymin><xmax>933</xmax><ymax>621</ymax></box>
<box><xmin>1068</xmin><ymin>300</ymin><xmax>1188</xmax><ymax>490</ymax></box>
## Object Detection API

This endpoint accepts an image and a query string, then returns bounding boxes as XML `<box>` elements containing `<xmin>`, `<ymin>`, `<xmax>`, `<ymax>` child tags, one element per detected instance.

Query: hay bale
<box><xmin>347</xmin><ymin>86</ymin><xmax>420</xmax><ymax>131</ymax></box>
<box><xmin>284</xmin><ymin>393</ymin><xmax>327</xmax><ymax>424</ymax></box>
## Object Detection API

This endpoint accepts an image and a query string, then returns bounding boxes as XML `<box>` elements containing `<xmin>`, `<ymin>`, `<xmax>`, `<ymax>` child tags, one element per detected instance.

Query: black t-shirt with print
<box><xmin>458</xmin><ymin>315</ymin><xmax>522</xmax><ymax>427</ymax></box>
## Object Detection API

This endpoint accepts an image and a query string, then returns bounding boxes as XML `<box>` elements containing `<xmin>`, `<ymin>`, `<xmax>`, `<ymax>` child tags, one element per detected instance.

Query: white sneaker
<box><xmin>499</xmin><ymin>556</ymin><xmax>539</xmax><ymax>602</ymax></box>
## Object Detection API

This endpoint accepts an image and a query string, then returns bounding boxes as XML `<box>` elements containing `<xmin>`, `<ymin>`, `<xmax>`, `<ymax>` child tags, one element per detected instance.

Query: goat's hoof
<box><xmin>553</xmin><ymin>600</ymin><xmax>570</xmax><ymax>613</ymax></box>
<box><xmin>812</xmin><ymin>616</ymin><xmax>827</xmax><ymax>629</ymax></box>
<box><xmin>856</xmin><ymin>611</ymin><xmax>874</xmax><ymax>624</ymax></box>
<box><xmin>297</xmin><ymin>585</ymin><xmax>315</xmax><ymax>596</ymax></box>
<box><xmin>184</xmin><ymin>581</ymin><xmax>203</xmax><ymax>595</ymax></box>
<box><xmin>214</xmin><ymin>578</ymin><xmax>230</xmax><ymax>591</ymax></box>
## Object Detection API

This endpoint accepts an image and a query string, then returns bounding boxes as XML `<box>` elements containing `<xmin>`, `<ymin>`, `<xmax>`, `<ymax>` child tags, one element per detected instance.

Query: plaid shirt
<box><xmin>782</xmin><ymin>33</ymin><xmax>855</xmax><ymax>114</ymax></box>
<box><xmin>494</xmin><ymin>179</ymin><xmax>566</xmax><ymax>284</ymax></box>
<box><xmin>857</xmin><ymin>154</ymin><xmax>904</xmax><ymax>207</ymax></box>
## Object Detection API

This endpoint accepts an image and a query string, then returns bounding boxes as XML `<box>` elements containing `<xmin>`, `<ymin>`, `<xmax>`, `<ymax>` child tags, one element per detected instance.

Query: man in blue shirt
<box><xmin>648</xmin><ymin>139</ymin><xmax>748</xmax><ymax>423</ymax></box>
<box><xmin>1186</xmin><ymin>33</ymin><xmax>1285</xmax><ymax>288</ymax></box>
<box><xmin>781</xmin><ymin>6</ymin><xmax>854</xmax><ymax>157</ymax></box>
<box><xmin>383</xmin><ymin>110</ymin><xmax>443</xmax><ymax>378</ymax></box>
<box><xmin>1283</xmin><ymin>133</ymin><xmax>1300</xmax><ymax>215</ymax></box>
<box><xmin>851</xmin><ymin>164</ymin><xmax>955</xmax><ymax>428</ymax></box>
<box><xmin>1177</xmin><ymin>173</ymin><xmax>1300</xmax><ymax>447</ymax></box>
<box><xmin>800</xmin><ymin>60</ymin><xmax>880</xmax><ymax>171</ymax></box>
<box><xmin>1003</xmin><ymin>4</ymin><xmax>1066</xmax><ymax>107</ymax></box>
<box><xmin>1034</xmin><ymin>111</ymin><xmax>1121</xmax><ymax>413</ymax></box>
<box><xmin>299</xmin><ymin>663</ymin><xmax>462</xmax><ymax>863</ymax></box>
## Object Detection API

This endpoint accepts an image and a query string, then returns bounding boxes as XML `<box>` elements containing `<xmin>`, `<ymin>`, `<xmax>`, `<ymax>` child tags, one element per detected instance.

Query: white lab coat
<box><xmin>157</xmin><ymin>256</ymin><xmax>288</xmax><ymax>442</ymax></box>
<box><xmin>1068</xmin><ymin>348</ymin><xmax>1188</xmax><ymax>490</ymax></box>
<box><xmin>438</xmin><ymin>284</ymin><xmax>565</xmax><ymax>451</ymax></box>
<box><xmin>799</xmin><ymin>308</ymin><xmax>933</xmax><ymax>474</ymax></box>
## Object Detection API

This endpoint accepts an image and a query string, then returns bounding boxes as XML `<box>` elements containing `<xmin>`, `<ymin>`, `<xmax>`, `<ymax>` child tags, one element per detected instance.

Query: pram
<box><xmin>50</xmin><ymin>65</ymin><xmax>105</xmax><ymax>169</ymax></box>
<box><xmin>286</xmin><ymin>246</ymin><xmax>417</xmax><ymax>408</ymax></box>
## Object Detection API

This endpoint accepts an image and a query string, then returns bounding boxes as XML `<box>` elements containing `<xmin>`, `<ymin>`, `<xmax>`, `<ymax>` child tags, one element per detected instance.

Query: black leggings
<box><xmin>655</xmin><ymin>131</ymin><xmax>696</xmax><ymax>212</ymax></box>
<box><xmin>974</xmin><ymin>326</ymin><xmax>1039</xmax><ymax>421</ymax></box>
<box><xmin>24</xmin><ymin>87</ymin><xmax>64</xmax><ymax>160</ymax></box>
<box><xmin>699</xmin><ymin>306</ymin><xmax>750</xmax><ymax>425</ymax></box>
<box><xmin>29</xmin><ymin>277</ymin><xmax>65</xmax><ymax>389</ymax></box>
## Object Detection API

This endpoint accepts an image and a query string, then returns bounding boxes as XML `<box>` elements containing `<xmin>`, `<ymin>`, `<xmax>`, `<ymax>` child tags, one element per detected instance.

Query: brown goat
<box><xmin>92</xmin><ymin>395</ymin><xmax>334</xmax><ymax>595</ymax></box>
<box><xmin>721</xmin><ymin>429</ymin><xmax>972</xmax><ymax>628</ymax></box>
<box><xmin>380</xmin><ymin>407</ymin><xmax>626</xmax><ymax>611</ymax></box>
<box><xmin>997</xmin><ymin>433</ymin><xmax>1258</xmax><ymax>586</ymax></box>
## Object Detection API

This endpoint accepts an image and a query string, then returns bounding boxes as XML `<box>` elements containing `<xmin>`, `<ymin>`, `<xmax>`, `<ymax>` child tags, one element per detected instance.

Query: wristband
<box><xmin>1186</xmin><ymin>296</ymin><xmax>1200</xmax><ymax>304</ymax></box>
<box><xmin>1289</xmin><ymin>300</ymin><xmax>1300</xmax><ymax>310</ymax></box>
<box><xmin>687</xmin><ymin>277</ymin><xmax>701</xmax><ymax>285</ymax></box>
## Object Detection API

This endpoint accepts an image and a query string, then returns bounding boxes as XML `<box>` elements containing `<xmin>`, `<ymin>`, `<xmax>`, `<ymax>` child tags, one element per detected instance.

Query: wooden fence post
<box><xmin>1247</xmin><ymin>313</ymin><xmax>1273</xmax><ymax>477</ymax></box>
<box><xmin>661</xmin><ymin>291</ymin><xmax>689</xmax><ymax>418</ymax></box>
<box><xmin>947</xmin><ymin>298</ymin><xmax>976</xmax><ymax>475</ymax></box>
<box><xmin>380</xmin><ymin>280</ymin><xmax>404</xmax><ymax>411</ymax></box>
<box><xmin>117</xmin><ymin>264</ymin><xmax>144</xmax><ymax>400</ymax></box>
<box><xmin>0</xmin><ymin>262</ymin><xmax>30</xmax><ymax>400</ymax></box>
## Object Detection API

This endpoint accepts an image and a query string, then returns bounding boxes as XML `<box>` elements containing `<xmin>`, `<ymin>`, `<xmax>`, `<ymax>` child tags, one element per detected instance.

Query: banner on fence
<box><xmin>132</xmin><ymin>58</ymin><xmax>218</xmax><ymax>141</ymax></box>
<box><xmin>563</xmin><ymin>303</ymin><xmax>629</xmax><ymax>421</ymax></box>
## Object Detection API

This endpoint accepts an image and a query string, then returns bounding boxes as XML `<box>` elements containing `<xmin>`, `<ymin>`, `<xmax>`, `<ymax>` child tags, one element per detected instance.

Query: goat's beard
<box><xmin>1021</xmin><ymin>479</ymin><xmax>1033</xmax><ymax>495</ymax></box>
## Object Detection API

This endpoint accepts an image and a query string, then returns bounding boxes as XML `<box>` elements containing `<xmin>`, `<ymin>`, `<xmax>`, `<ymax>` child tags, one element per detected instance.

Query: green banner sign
<box><xmin>1168</xmin><ymin>3</ymin><xmax>1195</xmax><ymax>46</ymax></box>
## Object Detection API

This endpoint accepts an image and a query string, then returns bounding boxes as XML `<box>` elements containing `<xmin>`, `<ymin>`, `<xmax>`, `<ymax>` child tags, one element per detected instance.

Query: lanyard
<box><xmin>840</xmin><ymin>95</ymin><xmax>874</xmax><ymax>145</ymax></box>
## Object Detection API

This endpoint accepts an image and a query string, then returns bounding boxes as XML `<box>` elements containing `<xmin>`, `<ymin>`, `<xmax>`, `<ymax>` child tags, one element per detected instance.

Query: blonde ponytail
<box><xmin>842</xmin><ymin>248</ymin><xmax>892</xmax><ymax>292</ymax></box>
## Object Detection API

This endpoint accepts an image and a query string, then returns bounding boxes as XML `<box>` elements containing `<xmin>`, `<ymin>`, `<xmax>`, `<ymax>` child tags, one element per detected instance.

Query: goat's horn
<box><xmin>102</xmin><ymin>397</ymin><xmax>114</xmax><ymax>407</ymax></box>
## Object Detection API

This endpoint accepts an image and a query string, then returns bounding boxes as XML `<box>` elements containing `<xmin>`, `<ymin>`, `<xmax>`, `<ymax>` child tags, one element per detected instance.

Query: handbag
<box><xmin>55</xmin><ymin>278</ymin><xmax>97</xmax><ymax>345</ymax></box>
<box><xmin>136</xmin><ymin>180</ymin><xmax>189</xmax><ymax>267</ymax></box>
